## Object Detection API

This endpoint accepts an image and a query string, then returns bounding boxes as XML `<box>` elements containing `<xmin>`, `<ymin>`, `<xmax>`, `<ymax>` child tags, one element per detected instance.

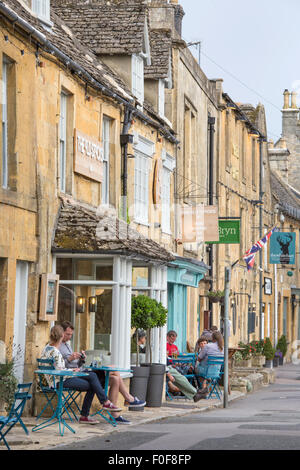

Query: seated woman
<box><xmin>195</xmin><ymin>331</ymin><xmax>224</xmax><ymax>396</ymax></box>
<box><xmin>40</xmin><ymin>325</ymin><xmax>122</xmax><ymax>424</ymax></box>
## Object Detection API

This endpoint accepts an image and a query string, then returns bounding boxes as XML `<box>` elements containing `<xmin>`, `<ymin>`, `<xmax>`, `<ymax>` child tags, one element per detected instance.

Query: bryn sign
<box><xmin>206</xmin><ymin>218</ymin><xmax>240</xmax><ymax>244</ymax></box>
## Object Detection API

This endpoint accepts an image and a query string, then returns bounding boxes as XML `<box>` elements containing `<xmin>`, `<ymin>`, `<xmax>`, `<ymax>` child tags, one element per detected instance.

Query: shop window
<box><xmin>132</xmin><ymin>267</ymin><xmax>149</xmax><ymax>288</ymax></box>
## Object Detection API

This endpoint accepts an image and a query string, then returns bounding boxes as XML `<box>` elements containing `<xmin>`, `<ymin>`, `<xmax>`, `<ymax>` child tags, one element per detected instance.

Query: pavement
<box><xmin>0</xmin><ymin>389</ymin><xmax>247</xmax><ymax>451</ymax></box>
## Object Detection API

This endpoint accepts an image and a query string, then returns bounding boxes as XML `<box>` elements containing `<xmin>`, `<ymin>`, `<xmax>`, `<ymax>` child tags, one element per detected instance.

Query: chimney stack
<box><xmin>283</xmin><ymin>89</ymin><xmax>290</xmax><ymax>109</ymax></box>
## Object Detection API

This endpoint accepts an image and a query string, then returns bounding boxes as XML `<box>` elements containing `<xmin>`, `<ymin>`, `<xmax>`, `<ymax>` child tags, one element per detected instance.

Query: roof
<box><xmin>51</xmin><ymin>0</ymin><xmax>148</xmax><ymax>56</ymax></box>
<box><xmin>2</xmin><ymin>0</ymin><xmax>134</xmax><ymax>101</ymax></box>
<box><xmin>144</xmin><ymin>29</ymin><xmax>172</xmax><ymax>80</ymax></box>
<box><xmin>270</xmin><ymin>171</ymin><xmax>300</xmax><ymax>221</ymax></box>
<box><xmin>52</xmin><ymin>197</ymin><xmax>175</xmax><ymax>263</ymax></box>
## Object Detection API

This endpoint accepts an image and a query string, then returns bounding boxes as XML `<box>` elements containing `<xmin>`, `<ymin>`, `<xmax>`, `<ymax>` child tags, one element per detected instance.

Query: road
<box><xmin>53</xmin><ymin>362</ymin><xmax>300</xmax><ymax>451</ymax></box>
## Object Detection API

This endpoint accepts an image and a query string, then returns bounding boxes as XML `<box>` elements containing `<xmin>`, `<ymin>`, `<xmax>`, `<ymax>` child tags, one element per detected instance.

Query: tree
<box><xmin>131</xmin><ymin>295</ymin><xmax>167</xmax><ymax>365</ymax></box>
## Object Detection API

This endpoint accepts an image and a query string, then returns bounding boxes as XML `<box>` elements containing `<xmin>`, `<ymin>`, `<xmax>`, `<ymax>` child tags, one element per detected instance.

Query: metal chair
<box><xmin>197</xmin><ymin>355</ymin><xmax>224</xmax><ymax>400</ymax></box>
<box><xmin>0</xmin><ymin>382</ymin><xmax>32</xmax><ymax>450</ymax></box>
<box><xmin>36</xmin><ymin>358</ymin><xmax>81</xmax><ymax>421</ymax></box>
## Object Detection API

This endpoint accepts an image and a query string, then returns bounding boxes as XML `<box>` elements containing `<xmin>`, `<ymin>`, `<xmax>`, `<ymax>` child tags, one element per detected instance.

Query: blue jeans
<box><xmin>63</xmin><ymin>371</ymin><xmax>107</xmax><ymax>417</ymax></box>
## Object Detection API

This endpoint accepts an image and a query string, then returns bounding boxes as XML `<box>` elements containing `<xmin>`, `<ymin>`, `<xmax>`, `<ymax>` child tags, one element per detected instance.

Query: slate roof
<box><xmin>52</xmin><ymin>197</ymin><xmax>175</xmax><ymax>263</ymax></box>
<box><xmin>270</xmin><ymin>171</ymin><xmax>300</xmax><ymax>221</ymax></box>
<box><xmin>51</xmin><ymin>0</ymin><xmax>148</xmax><ymax>56</ymax></box>
<box><xmin>2</xmin><ymin>0</ymin><xmax>134</xmax><ymax>101</ymax></box>
<box><xmin>144</xmin><ymin>29</ymin><xmax>172</xmax><ymax>80</ymax></box>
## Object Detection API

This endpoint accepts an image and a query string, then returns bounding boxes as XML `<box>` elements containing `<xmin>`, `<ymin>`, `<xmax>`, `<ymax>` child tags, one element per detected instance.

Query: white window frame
<box><xmin>2</xmin><ymin>58</ymin><xmax>8</xmax><ymax>189</ymax></box>
<box><xmin>32</xmin><ymin>0</ymin><xmax>52</xmax><ymax>25</ymax></box>
<box><xmin>134</xmin><ymin>151</ymin><xmax>149</xmax><ymax>225</ymax></box>
<box><xmin>161</xmin><ymin>150</ymin><xmax>176</xmax><ymax>234</ymax></box>
<box><xmin>59</xmin><ymin>92</ymin><xmax>67</xmax><ymax>193</ymax></box>
<box><xmin>102</xmin><ymin>116</ymin><xmax>110</xmax><ymax>205</ymax></box>
<box><xmin>132</xmin><ymin>54</ymin><xmax>144</xmax><ymax>104</ymax></box>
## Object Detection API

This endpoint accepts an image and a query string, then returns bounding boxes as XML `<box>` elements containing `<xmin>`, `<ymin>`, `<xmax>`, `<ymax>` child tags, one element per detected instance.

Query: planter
<box><xmin>235</xmin><ymin>359</ymin><xmax>252</xmax><ymax>368</ymax></box>
<box><xmin>264</xmin><ymin>359</ymin><xmax>273</xmax><ymax>368</ymax></box>
<box><xmin>279</xmin><ymin>356</ymin><xmax>284</xmax><ymax>366</ymax></box>
<box><xmin>131</xmin><ymin>353</ymin><xmax>146</xmax><ymax>366</ymax></box>
<box><xmin>251</xmin><ymin>355</ymin><xmax>265</xmax><ymax>367</ymax></box>
<box><xmin>129</xmin><ymin>365</ymin><xmax>150</xmax><ymax>411</ymax></box>
<box><xmin>273</xmin><ymin>356</ymin><xmax>280</xmax><ymax>367</ymax></box>
<box><xmin>141</xmin><ymin>363</ymin><xmax>166</xmax><ymax>408</ymax></box>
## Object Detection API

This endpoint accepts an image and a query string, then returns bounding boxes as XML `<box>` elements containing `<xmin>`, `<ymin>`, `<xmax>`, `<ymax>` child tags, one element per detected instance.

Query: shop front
<box><xmin>167</xmin><ymin>256</ymin><xmax>209</xmax><ymax>352</ymax></box>
<box><xmin>52</xmin><ymin>197</ymin><xmax>174</xmax><ymax>370</ymax></box>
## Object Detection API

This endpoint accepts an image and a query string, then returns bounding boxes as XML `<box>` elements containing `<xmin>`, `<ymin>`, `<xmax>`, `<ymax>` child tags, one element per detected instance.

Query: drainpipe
<box><xmin>259</xmin><ymin>136</ymin><xmax>264</xmax><ymax>339</ymax></box>
<box><xmin>208</xmin><ymin>116</ymin><xmax>215</xmax><ymax>325</ymax></box>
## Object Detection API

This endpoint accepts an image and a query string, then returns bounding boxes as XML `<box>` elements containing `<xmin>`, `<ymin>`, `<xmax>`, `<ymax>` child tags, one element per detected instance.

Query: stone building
<box><xmin>0</xmin><ymin>0</ymin><xmax>179</xmax><ymax>390</ymax></box>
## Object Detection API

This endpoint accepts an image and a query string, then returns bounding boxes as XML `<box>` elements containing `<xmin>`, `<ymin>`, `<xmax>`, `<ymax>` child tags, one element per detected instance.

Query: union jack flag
<box><xmin>243</xmin><ymin>227</ymin><xmax>277</xmax><ymax>271</ymax></box>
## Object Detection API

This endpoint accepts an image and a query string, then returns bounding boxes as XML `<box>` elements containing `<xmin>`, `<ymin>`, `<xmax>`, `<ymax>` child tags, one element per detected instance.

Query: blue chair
<box><xmin>36</xmin><ymin>358</ymin><xmax>81</xmax><ymax>422</ymax></box>
<box><xmin>196</xmin><ymin>355</ymin><xmax>224</xmax><ymax>400</ymax></box>
<box><xmin>0</xmin><ymin>382</ymin><xmax>32</xmax><ymax>450</ymax></box>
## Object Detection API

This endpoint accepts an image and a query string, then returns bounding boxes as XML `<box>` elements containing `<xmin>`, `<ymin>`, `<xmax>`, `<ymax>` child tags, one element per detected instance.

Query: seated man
<box><xmin>59</xmin><ymin>321</ymin><xmax>145</xmax><ymax>425</ymax></box>
<box><xmin>166</xmin><ymin>330</ymin><xmax>205</xmax><ymax>402</ymax></box>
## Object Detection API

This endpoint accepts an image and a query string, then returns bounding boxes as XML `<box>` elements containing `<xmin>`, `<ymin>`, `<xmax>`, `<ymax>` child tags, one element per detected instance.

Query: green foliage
<box><xmin>238</xmin><ymin>342</ymin><xmax>251</xmax><ymax>360</ymax></box>
<box><xmin>249</xmin><ymin>339</ymin><xmax>264</xmax><ymax>356</ymax></box>
<box><xmin>131</xmin><ymin>295</ymin><xmax>167</xmax><ymax>330</ymax></box>
<box><xmin>0</xmin><ymin>360</ymin><xmax>18</xmax><ymax>412</ymax></box>
<box><xmin>263</xmin><ymin>337</ymin><xmax>275</xmax><ymax>360</ymax></box>
<box><xmin>276</xmin><ymin>335</ymin><xmax>288</xmax><ymax>357</ymax></box>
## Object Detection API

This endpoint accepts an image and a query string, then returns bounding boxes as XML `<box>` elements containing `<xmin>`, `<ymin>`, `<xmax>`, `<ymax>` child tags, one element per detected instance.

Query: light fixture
<box><xmin>89</xmin><ymin>296</ymin><xmax>97</xmax><ymax>313</ymax></box>
<box><xmin>76</xmin><ymin>296</ymin><xmax>85</xmax><ymax>313</ymax></box>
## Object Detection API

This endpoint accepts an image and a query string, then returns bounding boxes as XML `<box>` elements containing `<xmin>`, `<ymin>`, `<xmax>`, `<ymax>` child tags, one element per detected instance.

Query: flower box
<box><xmin>235</xmin><ymin>359</ymin><xmax>252</xmax><ymax>368</ymax></box>
<box><xmin>251</xmin><ymin>355</ymin><xmax>266</xmax><ymax>367</ymax></box>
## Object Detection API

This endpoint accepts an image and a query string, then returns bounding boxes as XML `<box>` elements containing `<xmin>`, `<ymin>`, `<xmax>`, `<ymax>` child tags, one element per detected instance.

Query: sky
<box><xmin>179</xmin><ymin>0</ymin><xmax>300</xmax><ymax>142</ymax></box>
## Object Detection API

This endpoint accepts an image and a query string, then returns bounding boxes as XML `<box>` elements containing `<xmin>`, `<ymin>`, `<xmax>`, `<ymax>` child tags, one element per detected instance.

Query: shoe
<box><xmin>193</xmin><ymin>390</ymin><xmax>208</xmax><ymax>402</ymax></box>
<box><xmin>125</xmin><ymin>397</ymin><xmax>146</xmax><ymax>407</ymax></box>
<box><xmin>102</xmin><ymin>402</ymin><xmax>122</xmax><ymax>412</ymax></box>
<box><xmin>79</xmin><ymin>415</ymin><xmax>99</xmax><ymax>425</ymax></box>
<box><xmin>115</xmin><ymin>416</ymin><xmax>131</xmax><ymax>425</ymax></box>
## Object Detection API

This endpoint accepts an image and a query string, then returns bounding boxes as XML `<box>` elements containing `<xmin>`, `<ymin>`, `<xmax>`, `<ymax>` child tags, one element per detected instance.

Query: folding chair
<box><xmin>36</xmin><ymin>358</ymin><xmax>81</xmax><ymax>422</ymax></box>
<box><xmin>0</xmin><ymin>382</ymin><xmax>32</xmax><ymax>450</ymax></box>
<box><xmin>197</xmin><ymin>355</ymin><xmax>224</xmax><ymax>400</ymax></box>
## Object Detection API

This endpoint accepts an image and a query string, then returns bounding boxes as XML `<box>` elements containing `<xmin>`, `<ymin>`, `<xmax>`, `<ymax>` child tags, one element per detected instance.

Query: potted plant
<box><xmin>130</xmin><ymin>295</ymin><xmax>168</xmax><ymax>408</ymax></box>
<box><xmin>235</xmin><ymin>342</ymin><xmax>252</xmax><ymax>367</ymax></box>
<box><xmin>263</xmin><ymin>337</ymin><xmax>275</xmax><ymax>368</ymax></box>
<box><xmin>276</xmin><ymin>335</ymin><xmax>288</xmax><ymax>365</ymax></box>
<box><xmin>250</xmin><ymin>340</ymin><xmax>266</xmax><ymax>367</ymax></box>
<box><xmin>273</xmin><ymin>351</ymin><xmax>281</xmax><ymax>367</ymax></box>
<box><xmin>206</xmin><ymin>289</ymin><xmax>225</xmax><ymax>304</ymax></box>
<box><xmin>0</xmin><ymin>358</ymin><xmax>18</xmax><ymax>414</ymax></box>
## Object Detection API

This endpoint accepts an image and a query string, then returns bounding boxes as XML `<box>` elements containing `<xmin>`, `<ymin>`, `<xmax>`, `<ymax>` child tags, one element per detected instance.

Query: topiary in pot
<box><xmin>263</xmin><ymin>337</ymin><xmax>275</xmax><ymax>367</ymax></box>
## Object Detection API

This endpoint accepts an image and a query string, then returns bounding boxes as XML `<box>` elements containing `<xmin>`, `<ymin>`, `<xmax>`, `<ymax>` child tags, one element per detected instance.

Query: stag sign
<box><xmin>270</xmin><ymin>232</ymin><xmax>296</xmax><ymax>264</ymax></box>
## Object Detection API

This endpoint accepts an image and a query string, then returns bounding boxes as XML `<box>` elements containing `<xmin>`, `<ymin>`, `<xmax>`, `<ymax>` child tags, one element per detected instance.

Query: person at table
<box><xmin>166</xmin><ymin>331</ymin><xmax>204</xmax><ymax>401</ymax></box>
<box><xmin>59</xmin><ymin>321</ymin><xmax>145</xmax><ymax>425</ymax></box>
<box><xmin>40</xmin><ymin>325</ymin><xmax>122</xmax><ymax>425</ymax></box>
<box><xmin>131</xmin><ymin>329</ymin><xmax>147</xmax><ymax>354</ymax></box>
<box><xmin>194</xmin><ymin>336</ymin><xmax>208</xmax><ymax>355</ymax></box>
<box><xmin>195</xmin><ymin>330</ymin><xmax>224</xmax><ymax>397</ymax></box>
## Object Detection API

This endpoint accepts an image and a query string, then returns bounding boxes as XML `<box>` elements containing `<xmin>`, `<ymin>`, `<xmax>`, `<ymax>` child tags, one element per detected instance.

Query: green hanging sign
<box><xmin>206</xmin><ymin>218</ymin><xmax>240</xmax><ymax>244</ymax></box>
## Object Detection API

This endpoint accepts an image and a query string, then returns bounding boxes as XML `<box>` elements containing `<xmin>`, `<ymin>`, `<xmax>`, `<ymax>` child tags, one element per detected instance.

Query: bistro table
<box><xmin>32</xmin><ymin>369</ymin><xmax>89</xmax><ymax>436</ymax></box>
<box><xmin>86</xmin><ymin>365</ymin><xmax>132</xmax><ymax>426</ymax></box>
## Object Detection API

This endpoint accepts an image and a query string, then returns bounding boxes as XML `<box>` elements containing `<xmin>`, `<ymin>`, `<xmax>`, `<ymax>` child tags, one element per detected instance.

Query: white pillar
<box><xmin>111</xmin><ymin>256</ymin><xmax>121</xmax><ymax>365</ymax></box>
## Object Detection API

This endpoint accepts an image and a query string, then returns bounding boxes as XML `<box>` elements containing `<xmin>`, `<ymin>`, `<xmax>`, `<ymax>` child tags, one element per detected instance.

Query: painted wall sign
<box><xmin>206</xmin><ymin>218</ymin><xmax>240</xmax><ymax>244</ymax></box>
<box><xmin>74</xmin><ymin>129</ymin><xmax>103</xmax><ymax>182</ymax></box>
<box><xmin>269</xmin><ymin>232</ymin><xmax>296</xmax><ymax>265</ymax></box>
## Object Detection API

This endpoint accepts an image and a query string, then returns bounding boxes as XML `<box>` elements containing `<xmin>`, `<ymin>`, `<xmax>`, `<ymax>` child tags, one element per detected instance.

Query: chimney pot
<box><xmin>283</xmin><ymin>89</ymin><xmax>290</xmax><ymax>109</ymax></box>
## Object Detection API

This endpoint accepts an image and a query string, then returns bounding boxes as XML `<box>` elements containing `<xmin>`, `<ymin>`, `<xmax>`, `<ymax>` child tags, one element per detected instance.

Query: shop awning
<box><xmin>52</xmin><ymin>197</ymin><xmax>175</xmax><ymax>264</ymax></box>
<box><xmin>167</xmin><ymin>256</ymin><xmax>209</xmax><ymax>287</ymax></box>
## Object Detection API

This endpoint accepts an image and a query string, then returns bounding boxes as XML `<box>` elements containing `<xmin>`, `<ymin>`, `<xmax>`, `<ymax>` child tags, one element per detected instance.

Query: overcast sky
<box><xmin>180</xmin><ymin>0</ymin><xmax>300</xmax><ymax>141</ymax></box>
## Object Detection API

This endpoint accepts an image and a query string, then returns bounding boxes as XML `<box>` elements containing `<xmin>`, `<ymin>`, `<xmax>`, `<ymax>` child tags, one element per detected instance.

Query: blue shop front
<box><xmin>167</xmin><ymin>256</ymin><xmax>209</xmax><ymax>352</ymax></box>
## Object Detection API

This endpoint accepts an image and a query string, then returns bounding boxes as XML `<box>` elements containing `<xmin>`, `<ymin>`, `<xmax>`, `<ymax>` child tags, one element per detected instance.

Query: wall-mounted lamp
<box><xmin>76</xmin><ymin>296</ymin><xmax>86</xmax><ymax>313</ymax></box>
<box><xmin>89</xmin><ymin>296</ymin><xmax>97</xmax><ymax>313</ymax></box>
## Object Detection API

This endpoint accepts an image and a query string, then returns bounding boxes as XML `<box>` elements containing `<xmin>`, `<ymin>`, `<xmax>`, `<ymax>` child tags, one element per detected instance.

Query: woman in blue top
<box><xmin>195</xmin><ymin>330</ymin><xmax>224</xmax><ymax>397</ymax></box>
